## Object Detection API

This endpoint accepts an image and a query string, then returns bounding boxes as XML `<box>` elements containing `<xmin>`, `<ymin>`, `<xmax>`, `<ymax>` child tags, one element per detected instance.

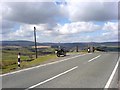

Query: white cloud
<box><xmin>65</xmin><ymin>0</ymin><xmax>119</xmax><ymax>2</ymax></box>
<box><xmin>1</xmin><ymin>0</ymin><xmax>119</xmax><ymax>2</ymax></box>
<box><xmin>103</xmin><ymin>22</ymin><xmax>118</xmax><ymax>31</ymax></box>
<box><xmin>2</xmin><ymin>2</ymin><xmax>67</xmax><ymax>24</ymax></box>
<box><xmin>55</xmin><ymin>22</ymin><xmax>101</xmax><ymax>34</ymax></box>
<box><xmin>3</xmin><ymin>21</ymin><xmax>118</xmax><ymax>42</ymax></box>
<box><xmin>2</xmin><ymin>20</ymin><xmax>17</xmax><ymax>35</ymax></box>
<box><xmin>53</xmin><ymin>35</ymin><xmax>93</xmax><ymax>43</ymax></box>
<box><xmin>102</xmin><ymin>22</ymin><xmax>118</xmax><ymax>35</ymax></box>
<box><xmin>1</xmin><ymin>2</ymin><xmax>118</xmax><ymax>42</ymax></box>
<box><xmin>66</xmin><ymin>2</ymin><xmax>118</xmax><ymax>21</ymax></box>
<box><xmin>2</xmin><ymin>1</ymin><xmax>118</xmax><ymax>24</ymax></box>
<box><xmin>101</xmin><ymin>22</ymin><xmax>118</xmax><ymax>41</ymax></box>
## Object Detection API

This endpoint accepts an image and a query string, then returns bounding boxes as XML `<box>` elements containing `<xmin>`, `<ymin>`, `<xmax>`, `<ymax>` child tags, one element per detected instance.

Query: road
<box><xmin>1</xmin><ymin>52</ymin><xmax>119</xmax><ymax>89</ymax></box>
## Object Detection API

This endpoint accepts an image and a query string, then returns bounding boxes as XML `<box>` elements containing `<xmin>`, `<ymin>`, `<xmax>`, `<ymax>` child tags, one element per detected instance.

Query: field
<box><xmin>1</xmin><ymin>44</ymin><xmax>119</xmax><ymax>74</ymax></box>
<box><xmin>1</xmin><ymin>47</ymin><xmax>57</xmax><ymax>74</ymax></box>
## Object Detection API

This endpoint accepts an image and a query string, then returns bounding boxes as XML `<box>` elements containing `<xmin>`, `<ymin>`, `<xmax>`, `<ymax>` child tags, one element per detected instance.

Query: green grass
<box><xmin>106</xmin><ymin>46</ymin><xmax>120</xmax><ymax>48</ymax></box>
<box><xmin>68</xmin><ymin>50</ymin><xmax>88</xmax><ymax>54</ymax></box>
<box><xmin>1</xmin><ymin>47</ymin><xmax>58</xmax><ymax>74</ymax></box>
<box><xmin>1</xmin><ymin>48</ymin><xmax>34</xmax><ymax>74</ymax></box>
<box><xmin>1</xmin><ymin>50</ymin><xmax>31</xmax><ymax>68</ymax></box>
<box><xmin>2</xmin><ymin>49</ymin><xmax>34</xmax><ymax>61</ymax></box>
<box><xmin>1</xmin><ymin>54</ymin><xmax>57</xmax><ymax>74</ymax></box>
<box><xmin>1</xmin><ymin>64</ymin><xmax>17</xmax><ymax>74</ymax></box>
<box><xmin>1</xmin><ymin>48</ymin><xmax>88</xmax><ymax>74</ymax></box>
<box><xmin>21</xmin><ymin>54</ymin><xmax>57</xmax><ymax>67</ymax></box>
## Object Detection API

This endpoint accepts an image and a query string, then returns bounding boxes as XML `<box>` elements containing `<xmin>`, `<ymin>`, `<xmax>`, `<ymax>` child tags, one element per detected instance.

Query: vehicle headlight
<box><xmin>55</xmin><ymin>51</ymin><xmax>57</xmax><ymax>54</ymax></box>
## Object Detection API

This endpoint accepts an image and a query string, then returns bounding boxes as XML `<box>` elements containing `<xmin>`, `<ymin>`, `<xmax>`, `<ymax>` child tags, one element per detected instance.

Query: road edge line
<box><xmin>104</xmin><ymin>57</ymin><xmax>120</xmax><ymax>88</ymax></box>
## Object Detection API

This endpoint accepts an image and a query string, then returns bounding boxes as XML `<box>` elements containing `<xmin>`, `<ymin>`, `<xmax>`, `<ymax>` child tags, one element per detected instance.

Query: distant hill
<box><xmin>2</xmin><ymin>40</ymin><xmax>67</xmax><ymax>46</ymax></box>
<box><xmin>1</xmin><ymin>40</ymin><xmax>119</xmax><ymax>52</ymax></box>
<box><xmin>2</xmin><ymin>40</ymin><xmax>119</xmax><ymax>46</ymax></box>
<box><xmin>2</xmin><ymin>40</ymin><xmax>40</xmax><ymax>47</ymax></box>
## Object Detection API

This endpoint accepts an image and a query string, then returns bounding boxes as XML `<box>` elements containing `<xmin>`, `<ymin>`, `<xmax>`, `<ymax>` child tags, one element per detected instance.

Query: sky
<box><xmin>1</xmin><ymin>0</ymin><xmax>119</xmax><ymax>43</ymax></box>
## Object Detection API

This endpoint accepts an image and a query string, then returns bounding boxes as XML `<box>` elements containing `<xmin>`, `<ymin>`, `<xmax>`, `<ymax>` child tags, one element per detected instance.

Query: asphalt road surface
<box><xmin>1</xmin><ymin>52</ymin><xmax>119</xmax><ymax>89</ymax></box>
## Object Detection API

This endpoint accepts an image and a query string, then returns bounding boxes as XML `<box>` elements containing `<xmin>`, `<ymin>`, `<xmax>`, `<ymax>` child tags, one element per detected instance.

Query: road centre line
<box><xmin>1</xmin><ymin>53</ymin><xmax>90</xmax><ymax>77</ymax></box>
<box><xmin>88</xmin><ymin>55</ymin><xmax>101</xmax><ymax>62</ymax></box>
<box><xmin>104</xmin><ymin>57</ymin><xmax>120</xmax><ymax>88</ymax></box>
<box><xmin>25</xmin><ymin>66</ymin><xmax>78</xmax><ymax>90</ymax></box>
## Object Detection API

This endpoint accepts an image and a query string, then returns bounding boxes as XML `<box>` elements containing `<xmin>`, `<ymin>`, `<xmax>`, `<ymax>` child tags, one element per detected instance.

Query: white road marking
<box><xmin>104</xmin><ymin>57</ymin><xmax>120</xmax><ymax>88</ymax></box>
<box><xmin>88</xmin><ymin>55</ymin><xmax>101</xmax><ymax>62</ymax></box>
<box><xmin>26</xmin><ymin>66</ymin><xmax>78</xmax><ymax>90</ymax></box>
<box><xmin>1</xmin><ymin>53</ymin><xmax>90</xmax><ymax>77</ymax></box>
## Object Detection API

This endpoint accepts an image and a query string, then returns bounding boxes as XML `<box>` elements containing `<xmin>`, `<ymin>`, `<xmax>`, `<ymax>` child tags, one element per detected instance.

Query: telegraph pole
<box><xmin>76</xmin><ymin>45</ymin><xmax>78</xmax><ymax>52</ymax></box>
<box><xmin>34</xmin><ymin>27</ymin><xmax>37</xmax><ymax>58</ymax></box>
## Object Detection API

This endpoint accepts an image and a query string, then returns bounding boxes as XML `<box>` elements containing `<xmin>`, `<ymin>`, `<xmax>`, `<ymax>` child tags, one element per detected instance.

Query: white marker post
<box><xmin>18</xmin><ymin>53</ymin><xmax>21</xmax><ymax>68</ymax></box>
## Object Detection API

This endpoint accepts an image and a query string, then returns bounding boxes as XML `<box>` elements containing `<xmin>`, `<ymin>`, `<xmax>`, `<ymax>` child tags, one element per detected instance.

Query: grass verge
<box><xmin>1</xmin><ymin>54</ymin><xmax>57</xmax><ymax>74</ymax></box>
<box><xmin>1</xmin><ymin>51</ymin><xmax>88</xmax><ymax>74</ymax></box>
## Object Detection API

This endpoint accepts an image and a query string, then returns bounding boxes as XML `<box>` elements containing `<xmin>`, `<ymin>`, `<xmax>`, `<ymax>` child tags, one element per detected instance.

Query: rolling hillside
<box><xmin>1</xmin><ymin>40</ymin><xmax>119</xmax><ymax>52</ymax></box>
<box><xmin>2</xmin><ymin>40</ymin><xmax>118</xmax><ymax>46</ymax></box>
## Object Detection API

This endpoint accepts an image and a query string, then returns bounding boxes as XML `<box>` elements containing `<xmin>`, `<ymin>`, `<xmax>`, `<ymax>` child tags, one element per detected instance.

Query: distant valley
<box><xmin>1</xmin><ymin>40</ymin><xmax>119</xmax><ymax>52</ymax></box>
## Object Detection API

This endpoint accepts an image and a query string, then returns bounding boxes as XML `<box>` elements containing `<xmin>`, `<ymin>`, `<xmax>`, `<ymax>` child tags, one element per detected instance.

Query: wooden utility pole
<box><xmin>76</xmin><ymin>45</ymin><xmax>78</xmax><ymax>52</ymax></box>
<box><xmin>34</xmin><ymin>27</ymin><xmax>37</xmax><ymax>58</ymax></box>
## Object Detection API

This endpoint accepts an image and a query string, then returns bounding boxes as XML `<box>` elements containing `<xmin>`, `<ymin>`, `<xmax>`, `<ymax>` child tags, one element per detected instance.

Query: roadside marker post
<box><xmin>18</xmin><ymin>53</ymin><xmax>21</xmax><ymax>68</ymax></box>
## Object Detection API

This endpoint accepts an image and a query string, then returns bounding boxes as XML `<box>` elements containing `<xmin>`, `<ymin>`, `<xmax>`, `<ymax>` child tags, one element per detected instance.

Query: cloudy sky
<box><xmin>1</xmin><ymin>0</ymin><xmax>118</xmax><ymax>43</ymax></box>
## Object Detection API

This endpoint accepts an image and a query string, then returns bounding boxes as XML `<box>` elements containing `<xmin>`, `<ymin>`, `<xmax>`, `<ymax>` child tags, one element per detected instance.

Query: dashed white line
<box><xmin>104</xmin><ymin>57</ymin><xmax>120</xmax><ymax>88</ymax></box>
<box><xmin>1</xmin><ymin>53</ymin><xmax>89</xmax><ymax>77</ymax></box>
<box><xmin>88</xmin><ymin>55</ymin><xmax>101</xmax><ymax>62</ymax></box>
<box><xmin>25</xmin><ymin>66</ymin><xmax>78</xmax><ymax>90</ymax></box>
